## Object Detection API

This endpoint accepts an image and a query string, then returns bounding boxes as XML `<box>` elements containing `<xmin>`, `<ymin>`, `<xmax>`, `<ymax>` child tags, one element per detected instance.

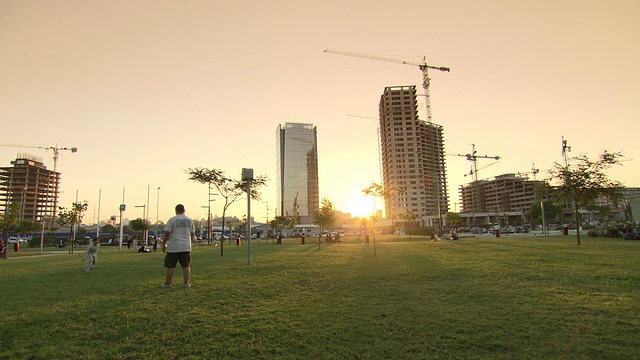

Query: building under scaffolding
<box><xmin>379</xmin><ymin>85</ymin><xmax>448</xmax><ymax>227</ymax></box>
<box><xmin>0</xmin><ymin>154</ymin><xmax>60</xmax><ymax>226</ymax></box>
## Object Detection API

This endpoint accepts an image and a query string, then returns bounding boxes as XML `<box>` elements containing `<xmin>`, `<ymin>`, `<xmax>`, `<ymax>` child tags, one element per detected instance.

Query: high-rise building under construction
<box><xmin>0</xmin><ymin>154</ymin><xmax>60</xmax><ymax>226</ymax></box>
<box><xmin>379</xmin><ymin>85</ymin><xmax>448</xmax><ymax>227</ymax></box>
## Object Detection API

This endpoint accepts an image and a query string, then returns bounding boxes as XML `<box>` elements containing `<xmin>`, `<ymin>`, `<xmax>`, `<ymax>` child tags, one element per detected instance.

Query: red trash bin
<box><xmin>236</xmin><ymin>237</ymin><xmax>240</xmax><ymax>246</ymax></box>
<box><xmin>301</xmin><ymin>236</ymin><xmax>305</xmax><ymax>245</ymax></box>
<box><xmin>495</xmin><ymin>229</ymin><xmax>500</xmax><ymax>238</ymax></box>
<box><xmin>563</xmin><ymin>226</ymin><xmax>569</xmax><ymax>236</ymax></box>
<box><xmin>14</xmin><ymin>242</ymin><xmax>19</xmax><ymax>252</ymax></box>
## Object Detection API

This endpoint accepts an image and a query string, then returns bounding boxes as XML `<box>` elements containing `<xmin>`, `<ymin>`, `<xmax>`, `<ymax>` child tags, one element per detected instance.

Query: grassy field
<box><xmin>1</xmin><ymin>235</ymin><xmax>639</xmax><ymax>359</ymax></box>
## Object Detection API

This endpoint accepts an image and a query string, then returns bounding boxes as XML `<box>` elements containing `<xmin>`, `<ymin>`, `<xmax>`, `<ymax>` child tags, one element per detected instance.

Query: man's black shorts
<box><xmin>164</xmin><ymin>252</ymin><xmax>191</xmax><ymax>268</ymax></box>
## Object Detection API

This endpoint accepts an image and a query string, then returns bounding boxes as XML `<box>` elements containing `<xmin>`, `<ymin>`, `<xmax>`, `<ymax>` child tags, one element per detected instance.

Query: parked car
<box><xmin>7</xmin><ymin>237</ymin><xmax>26</xmax><ymax>244</ymax></box>
<box><xmin>290</xmin><ymin>233</ymin><xmax>304</xmax><ymax>238</ymax></box>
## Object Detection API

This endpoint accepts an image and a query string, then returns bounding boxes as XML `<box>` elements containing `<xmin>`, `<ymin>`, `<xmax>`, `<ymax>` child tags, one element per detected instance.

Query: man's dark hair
<box><xmin>175</xmin><ymin>204</ymin><xmax>185</xmax><ymax>214</ymax></box>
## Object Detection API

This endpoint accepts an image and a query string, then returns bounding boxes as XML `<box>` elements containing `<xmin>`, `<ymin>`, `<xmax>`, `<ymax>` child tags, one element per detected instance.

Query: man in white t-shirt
<box><xmin>161</xmin><ymin>204</ymin><xmax>195</xmax><ymax>289</ymax></box>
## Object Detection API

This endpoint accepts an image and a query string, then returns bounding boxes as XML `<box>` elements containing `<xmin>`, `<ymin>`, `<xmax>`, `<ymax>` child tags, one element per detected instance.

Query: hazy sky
<box><xmin>1</xmin><ymin>0</ymin><xmax>639</xmax><ymax>224</ymax></box>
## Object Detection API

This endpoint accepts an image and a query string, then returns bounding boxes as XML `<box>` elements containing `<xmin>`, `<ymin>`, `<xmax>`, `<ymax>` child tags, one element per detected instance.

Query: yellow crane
<box><xmin>0</xmin><ymin>143</ymin><xmax>77</xmax><ymax>173</ymax></box>
<box><xmin>324</xmin><ymin>48</ymin><xmax>450</xmax><ymax>123</ymax></box>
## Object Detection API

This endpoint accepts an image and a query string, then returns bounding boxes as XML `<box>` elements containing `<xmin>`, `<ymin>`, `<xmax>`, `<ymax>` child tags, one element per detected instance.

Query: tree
<box><xmin>270</xmin><ymin>216</ymin><xmax>295</xmax><ymax>236</ymax></box>
<box><xmin>313</xmin><ymin>198</ymin><xmax>336</xmax><ymax>250</ymax></box>
<box><xmin>0</xmin><ymin>202</ymin><xmax>21</xmax><ymax>259</ymax></box>
<box><xmin>445</xmin><ymin>213</ymin><xmax>462</xmax><ymax>228</ymax></box>
<box><xmin>129</xmin><ymin>218</ymin><xmax>150</xmax><ymax>243</ymax></box>
<box><xmin>57</xmin><ymin>201</ymin><xmax>88</xmax><ymax>254</ymax></box>
<box><xmin>16</xmin><ymin>220</ymin><xmax>40</xmax><ymax>238</ymax></box>
<box><xmin>585</xmin><ymin>204</ymin><xmax>611</xmax><ymax>223</ymax></box>
<box><xmin>363</xmin><ymin>182</ymin><xmax>395</xmax><ymax>256</ymax></box>
<box><xmin>547</xmin><ymin>151</ymin><xmax>623</xmax><ymax>245</ymax></box>
<box><xmin>400</xmin><ymin>210</ymin><xmax>418</xmax><ymax>241</ymax></box>
<box><xmin>186</xmin><ymin>167</ymin><xmax>267</xmax><ymax>256</ymax></box>
<box><xmin>528</xmin><ymin>200</ymin><xmax>563</xmax><ymax>228</ymax></box>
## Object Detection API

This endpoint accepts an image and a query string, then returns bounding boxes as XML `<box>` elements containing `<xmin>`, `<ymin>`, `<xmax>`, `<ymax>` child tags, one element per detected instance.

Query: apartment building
<box><xmin>379</xmin><ymin>85</ymin><xmax>448</xmax><ymax>227</ymax></box>
<box><xmin>0</xmin><ymin>154</ymin><xmax>60</xmax><ymax>225</ymax></box>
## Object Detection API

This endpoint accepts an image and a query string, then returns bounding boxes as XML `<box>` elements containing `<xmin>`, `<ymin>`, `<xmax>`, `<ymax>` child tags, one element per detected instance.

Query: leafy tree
<box><xmin>57</xmin><ymin>202</ymin><xmax>88</xmax><ymax>254</ymax></box>
<box><xmin>0</xmin><ymin>202</ymin><xmax>21</xmax><ymax>259</ymax></box>
<box><xmin>100</xmin><ymin>224</ymin><xmax>117</xmax><ymax>239</ymax></box>
<box><xmin>546</xmin><ymin>151</ymin><xmax>623</xmax><ymax>245</ymax></box>
<box><xmin>363</xmin><ymin>182</ymin><xmax>395</xmax><ymax>256</ymax></box>
<box><xmin>270</xmin><ymin>216</ymin><xmax>295</xmax><ymax>236</ymax></box>
<box><xmin>129</xmin><ymin>218</ymin><xmax>150</xmax><ymax>242</ymax></box>
<box><xmin>313</xmin><ymin>198</ymin><xmax>336</xmax><ymax>250</ymax></box>
<box><xmin>400</xmin><ymin>210</ymin><xmax>418</xmax><ymax>241</ymax></box>
<box><xmin>585</xmin><ymin>204</ymin><xmax>611</xmax><ymax>223</ymax></box>
<box><xmin>445</xmin><ymin>213</ymin><xmax>462</xmax><ymax>228</ymax></box>
<box><xmin>528</xmin><ymin>200</ymin><xmax>563</xmax><ymax>227</ymax></box>
<box><xmin>186</xmin><ymin>167</ymin><xmax>268</xmax><ymax>256</ymax></box>
<box><xmin>16</xmin><ymin>220</ymin><xmax>40</xmax><ymax>238</ymax></box>
<box><xmin>361</xmin><ymin>182</ymin><xmax>400</xmax><ymax>232</ymax></box>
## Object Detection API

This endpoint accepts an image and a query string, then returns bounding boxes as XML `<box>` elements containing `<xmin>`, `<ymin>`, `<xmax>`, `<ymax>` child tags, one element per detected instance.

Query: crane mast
<box><xmin>454</xmin><ymin>144</ymin><xmax>500</xmax><ymax>182</ymax></box>
<box><xmin>324</xmin><ymin>48</ymin><xmax>450</xmax><ymax>122</ymax></box>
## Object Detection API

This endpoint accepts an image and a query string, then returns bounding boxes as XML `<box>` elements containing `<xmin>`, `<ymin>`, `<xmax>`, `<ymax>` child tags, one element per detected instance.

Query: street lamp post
<box><xmin>145</xmin><ymin>185</ymin><xmax>150</xmax><ymax>246</ymax></box>
<box><xmin>156</xmin><ymin>187</ymin><xmax>161</xmax><ymax>240</ymax></box>
<box><xmin>135</xmin><ymin>204</ymin><xmax>146</xmax><ymax>246</ymax></box>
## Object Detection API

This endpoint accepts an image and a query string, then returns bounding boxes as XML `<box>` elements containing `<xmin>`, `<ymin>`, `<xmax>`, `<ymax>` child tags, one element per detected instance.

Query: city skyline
<box><xmin>1</xmin><ymin>1</ymin><xmax>638</xmax><ymax>224</ymax></box>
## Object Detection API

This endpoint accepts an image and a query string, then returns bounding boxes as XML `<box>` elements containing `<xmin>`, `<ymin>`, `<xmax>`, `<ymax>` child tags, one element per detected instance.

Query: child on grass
<box><xmin>83</xmin><ymin>238</ymin><xmax>100</xmax><ymax>272</ymax></box>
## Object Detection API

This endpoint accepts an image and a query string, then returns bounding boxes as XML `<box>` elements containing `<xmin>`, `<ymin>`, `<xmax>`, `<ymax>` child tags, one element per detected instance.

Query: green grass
<box><xmin>1</xmin><ymin>235</ymin><xmax>639</xmax><ymax>359</ymax></box>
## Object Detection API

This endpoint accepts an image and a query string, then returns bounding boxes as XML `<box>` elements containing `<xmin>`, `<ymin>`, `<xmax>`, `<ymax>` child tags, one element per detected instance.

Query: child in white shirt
<box><xmin>83</xmin><ymin>238</ymin><xmax>100</xmax><ymax>272</ymax></box>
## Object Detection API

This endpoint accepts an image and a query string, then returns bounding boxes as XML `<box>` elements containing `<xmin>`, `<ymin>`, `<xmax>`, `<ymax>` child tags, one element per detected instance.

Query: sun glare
<box><xmin>347</xmin><ymin>195</ymin><xmax>376</xmax><ymax>218</ymax></box>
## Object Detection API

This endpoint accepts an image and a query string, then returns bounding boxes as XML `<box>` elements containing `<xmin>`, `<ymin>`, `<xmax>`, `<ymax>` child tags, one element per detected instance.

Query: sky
<box><xmin>1</xmin><ymin>0</ymin><xmax>639</xmax><ymax>225</ymax></box>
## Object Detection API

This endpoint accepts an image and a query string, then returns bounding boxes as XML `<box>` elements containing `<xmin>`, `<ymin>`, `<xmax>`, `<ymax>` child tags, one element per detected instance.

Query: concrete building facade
<box><xmin>276</xmin><ymin>122</ymin><xmax>319</xmax><ymax>225</ymax></box>
<box><xmin>379</xmin><ymin>85</ymin><xmax>448</xmax><ymax>227</ymax></box>
<box><xmin>0</xmin><ymin>154</ymin><xmax>60</xmax><ymax>225</ymax></box>
<box><xmin>459</xmin><ymin>173</ymin><xmax>541</xmax><ymax>214</ymax></box>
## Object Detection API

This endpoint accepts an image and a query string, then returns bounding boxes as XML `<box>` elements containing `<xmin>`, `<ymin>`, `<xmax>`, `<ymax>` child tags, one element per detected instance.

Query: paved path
<box><xmin>4</xmin><ymin>251</ymin><xmax>69</xmax><ymax>260</ymax></box>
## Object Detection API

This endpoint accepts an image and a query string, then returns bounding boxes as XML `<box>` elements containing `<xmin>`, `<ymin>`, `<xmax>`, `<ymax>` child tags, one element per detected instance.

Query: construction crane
<box><xmin>517</xmin><ymin>163</ymin><xmax>540</xmax><ymax>180</ymax></box>
<box><xmin>347</xmin><ymin>114</ymin><xmax>383</xmax><ymax>182</ymax></box>
<box><xmin>453</xmin><ymin>144</ymin><xmax>500</xmax><ymax>182</ymax></box>
<box><xmin>0</xmin><ymin>144</ymin><xmax>78</xmax><ymax>173</ymax></box>
<box><xmin>324</xmin><ymin>48</ymin><xmax>450</xmax><ymax>123</ymax></box>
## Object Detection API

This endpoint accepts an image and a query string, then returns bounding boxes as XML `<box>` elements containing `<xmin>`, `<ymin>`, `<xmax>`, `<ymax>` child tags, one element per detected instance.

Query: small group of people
<box><xmin>324</xmin><ymin>232</ymin><xmax>340</xmax><ymax>244</ymax></box>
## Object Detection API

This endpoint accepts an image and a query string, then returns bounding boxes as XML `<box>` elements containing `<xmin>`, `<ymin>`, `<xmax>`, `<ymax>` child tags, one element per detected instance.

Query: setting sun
<box><xmin>347</xmin><ymin>194</ymin><xmax>376</xmax><ymax>218</ymax></box>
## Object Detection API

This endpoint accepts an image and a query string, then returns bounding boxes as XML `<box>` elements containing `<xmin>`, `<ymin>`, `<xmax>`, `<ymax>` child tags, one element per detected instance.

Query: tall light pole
<box><xmin>206</xmin><ymin>185</ymin><xmax>218</xmax><ymax>244</ymax></box>
<box><xmin>145</xmin><ymin>185</ymin><xmax>150</xmax><ymax>246</ymax></box>
<box><xmin>156</xmin><ymin>187</ymin><xmax>161</xmax><ymax>240</ymax></box>
<box><xmin>242</xmin><ymin>168</ymin><xmax>253</xmax><ymax>266</ymax></box>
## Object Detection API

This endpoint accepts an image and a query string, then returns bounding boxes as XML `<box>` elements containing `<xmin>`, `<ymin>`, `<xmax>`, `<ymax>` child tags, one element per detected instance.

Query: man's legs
<box><xmin>182</xmin><ymin>266</ymin><xmax>191</xmax><ymax>286</ymax></box>
<box><xmin>165</xmin><ymin>267</ymin><xmax>175</xmax><ymax>285</ymax></box>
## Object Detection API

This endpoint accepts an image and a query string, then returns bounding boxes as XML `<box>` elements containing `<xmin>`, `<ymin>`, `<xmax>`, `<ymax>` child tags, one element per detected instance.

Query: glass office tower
<box><xmin>276</xmin><ymin>123</ymin><xmax>319</xmax><ymax>224</ymax></box>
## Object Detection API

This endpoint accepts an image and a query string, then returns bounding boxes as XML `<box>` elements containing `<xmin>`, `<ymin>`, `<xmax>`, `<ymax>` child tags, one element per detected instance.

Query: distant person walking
<box><xmin>83</xmin><ymin>238</ymin><xmax>100</xmax><ymax>272</ymax></box>
<box><xmin>161</xmin><ymin>204</ymin><xmax>196</xmax><ymax>289</ymax></box>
